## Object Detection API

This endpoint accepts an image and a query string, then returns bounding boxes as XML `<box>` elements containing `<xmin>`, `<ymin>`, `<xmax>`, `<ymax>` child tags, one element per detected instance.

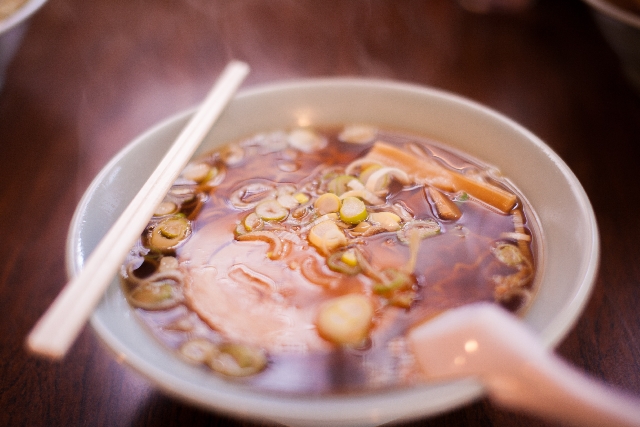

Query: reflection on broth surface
<box><xmin>120</xmin><ymin>125</ymin><xmax>538</xmax><ymax>394</ymax></box>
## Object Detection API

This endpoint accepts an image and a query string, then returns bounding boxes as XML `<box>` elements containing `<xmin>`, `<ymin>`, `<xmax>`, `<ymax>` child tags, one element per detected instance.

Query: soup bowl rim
<box><xmin>66</xmin><ymin>77</ymin><xmax>599</xmax><ymax>426</ymax></box>
<box><xmin>581</xmin><ymin>0</ymin><xmax>640</xmax><ymax>28</ymax></box>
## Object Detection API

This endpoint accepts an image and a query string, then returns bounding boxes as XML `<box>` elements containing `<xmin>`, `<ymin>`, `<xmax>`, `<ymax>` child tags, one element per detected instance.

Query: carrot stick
<box><xmin>363</xmin><ymin>141</ymin><xmax>454</xmax><ymax>190</ymax></box>
<box><xmin>363</xmin><ymin>141</ymin><xmax>516</xmax><ymax>213</ymax></box>
<box><xmin>449</xmin><ymin>172</ymin><xmax>516</xmax><ymax>213</ymax></box>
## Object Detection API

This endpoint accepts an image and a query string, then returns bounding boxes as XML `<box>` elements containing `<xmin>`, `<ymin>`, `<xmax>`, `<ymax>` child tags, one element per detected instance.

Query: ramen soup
<box><xmin>119</xmin><ymin>125</ymin><xmax>538</xmax><ymax>394</ymax></box>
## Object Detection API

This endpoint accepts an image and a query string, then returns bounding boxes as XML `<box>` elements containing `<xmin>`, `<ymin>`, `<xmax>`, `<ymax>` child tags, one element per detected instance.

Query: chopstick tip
<box><xmin>25</xmin><ymin>329</ymin><xmax>68</xmax><ymax>361</ymax></box>
<box><xmin>226</xmin><ymin>60</ymin><xmax>251</xmax><ymax>76</ymax></box>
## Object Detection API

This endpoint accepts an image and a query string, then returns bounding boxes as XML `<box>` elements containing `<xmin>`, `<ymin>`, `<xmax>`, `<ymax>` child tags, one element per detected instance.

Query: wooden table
<box><xmin>2</xmin><ymin>0</ymin><xmax>639</xmax><ymax>425</ymax></box>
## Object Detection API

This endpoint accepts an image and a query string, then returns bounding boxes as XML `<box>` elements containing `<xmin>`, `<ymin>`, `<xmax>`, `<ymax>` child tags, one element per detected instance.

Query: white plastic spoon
<box><xmin>408</xmin><ymin>303</ymin><xmax>640</xmax><ymax>427</ymax></box>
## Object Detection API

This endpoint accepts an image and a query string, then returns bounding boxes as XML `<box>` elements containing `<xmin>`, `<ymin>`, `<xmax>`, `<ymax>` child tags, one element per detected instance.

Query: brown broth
<box><xmin>121</xmin><ymin>125</ymin><xmax>538</xmax><ymax>395</ymax></box>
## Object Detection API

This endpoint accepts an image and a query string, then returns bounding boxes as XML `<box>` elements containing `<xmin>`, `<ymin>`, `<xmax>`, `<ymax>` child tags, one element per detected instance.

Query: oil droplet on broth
<box><xmin>278</xmin><ymin>160</ymin><xmax>300</xmax><ymax>172</ymax></box>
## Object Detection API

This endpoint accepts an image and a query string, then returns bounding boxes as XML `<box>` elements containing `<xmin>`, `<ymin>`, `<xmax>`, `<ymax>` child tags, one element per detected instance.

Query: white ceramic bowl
<box><xmin>67</xmin><ymin>78</ymin><xmax>599</xmax><ymax>427</ymax></box>
<box><xmin>582</xmin><ymin>0</ymin><xmax>640</xmax><ymax>93</ymax></box>
<box><xmin>0</xmin><ymin>0</ymin><xmax>48</xmax><ymax>90</ymax></box>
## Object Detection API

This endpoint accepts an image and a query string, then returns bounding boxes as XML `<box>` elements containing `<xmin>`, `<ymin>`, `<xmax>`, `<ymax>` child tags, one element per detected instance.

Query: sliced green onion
<box><xmin>314</xmin><ymin>193</ymin><xmax>341</xmax><ymax>215</ymax></box>
<box><xmin>339</xmin><ymin>196</ymin><xmax>368</xmax><ymax>224</ymax></box>
<box><xmin>221</xmin><ymin>144</ymin><xmax>245</xmax><ymax>165</ymax></box>
<box><xmin>327</xmin><ymin>250</ymin><xmax>361</xmax><ymax>275</ymax></box>
<box><xmin>372</xmin><ymin>268</ymin><xmax>413</xmax><ymax>295</ymax></box>
<box><xmin>365</xmin><ymin>167</ymin><xmax>411</xmax><ymax>193</ymax></box>
<box><xmin>148</xmin><ymin>216</ymin><xmax>191</xmax><ymax>253</ymax></box>
<box><xmin>180</xmin><ymin>338</ymin><xmax>218</xmax><ymax>364</ymax></box>
<box><xmin>277</xmin><ymin>193</ymin><xmax>300</xmax><ymax>209</ymax></box>
<box><xmin>206</xmin><ymin>343</ymin><xmax>268</xmax><ymax>377</ymax></box>
<box><xmin>127</xmin><ymin>280</ymin><xmax>180</xmax><ymax>310</ymax></box>
<box><xmin>492</xmin><ymin>242</ymin><xmax>524</xmax><ymax>267</ymax></box>
<box><xmin>358</xmin><ymin>164</ymin><xmax>382</xmax><ymax>185</ymax></box>
<box><xmin>350</xmin><ymin>221</ymin><xmax>372</xmax><ymax>235</ymax></box>
<box><xmin>243</xmin><ymin>212</ymin><xmax>263</xmax><ymax>232</ymax></box>
<box><xmin>182</xmin><ymin>162</ymin><xmax>212</xmax><ymax>182</ymax></box>
<box><xmin>328</xmin><ymin>175</ymin><xmax>357</xmax><ymax>196</ymax></box>
<box><xmin>397</xmin><ymin>219</ymin><xmax>441</xmax><ymax>244</ymax></box>
<box><xmin>388</xmin><ymin>289</ymin><xmax>417</xmax><ymax>309</ymax></box>
<box><xmin>158</xmin><ymin>256</ymin><xmax>179</xmax><ymax>271</ymax></box>
<box><xmin>154</xmin><ymin>201</ymin><xmax>178</xmax><ymax>216</ymax></box>
<box><xmin>255</xmin><ymin>199</ymin><xmax>288</xmax><ymax>221</ymax></box>
<box><xmin>456</xmin><ymin>192</ymin><xmax>469</xmax><ymax>202</ymax></box>
<box><xmin>341</xmin><ymin>248</ymin><xmax>358</xmax><ymax>267</ymax></box>
<box><xmin>294</xmin><ymin>192</ymin><xmax>309</xmax><ymax>204</ymax></box>
<box><xmin>368</xmin><ymin>211</ymin><xmax>402</xmax><ymax>231</ymax></box>
<box><xmin>316</xmin><ymin>294</ymin><xmax>374</xmax><ymax>346</ymax></box>
<box><xmin>308</xmin><ymin>220</ymin><xmax>347</xmax><ymax>254</ymax></box>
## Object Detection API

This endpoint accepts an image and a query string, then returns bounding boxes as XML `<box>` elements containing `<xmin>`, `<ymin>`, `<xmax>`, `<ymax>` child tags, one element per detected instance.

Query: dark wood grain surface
<box><xmin>2</xmin><ymin>0</ymin><xmax>640</xmax><ymax>426</ymax></box>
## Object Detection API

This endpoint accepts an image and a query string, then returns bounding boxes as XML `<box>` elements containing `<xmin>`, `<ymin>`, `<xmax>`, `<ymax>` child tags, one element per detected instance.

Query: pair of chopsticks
<box><xmin>27</xmin><ymin>61</ymin><xmax>250</xmax><ymax>359</ymax></box>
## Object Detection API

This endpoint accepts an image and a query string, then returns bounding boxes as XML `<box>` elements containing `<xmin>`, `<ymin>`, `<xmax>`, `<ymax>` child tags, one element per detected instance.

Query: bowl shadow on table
<box><xmin>127</xmin><ymin>393</ymin><xmax>252</xmax><ymax>427</ymax></box>
<box><xmin>127</xmin><ymin>392</ymin><xmax>560</xmax><ymax>427</ymax></box>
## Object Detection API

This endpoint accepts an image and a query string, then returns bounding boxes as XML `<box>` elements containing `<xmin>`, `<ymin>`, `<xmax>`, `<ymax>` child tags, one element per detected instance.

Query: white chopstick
<box><xmin>26</xmin><ymin>61</ymin><xmax>250</xmax><ymax>359</ymax></box>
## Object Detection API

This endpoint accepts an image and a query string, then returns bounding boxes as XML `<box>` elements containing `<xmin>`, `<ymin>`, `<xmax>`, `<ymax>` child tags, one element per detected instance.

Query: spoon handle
<box><xmin>486</xmin><ymin>337</ymin><xmax>640</xmax><ymax>427</ymax></box>
<box><xmin>408</xmin><ymin>303</ymin><xmax>640</xmax><ymax>427</ymax></box>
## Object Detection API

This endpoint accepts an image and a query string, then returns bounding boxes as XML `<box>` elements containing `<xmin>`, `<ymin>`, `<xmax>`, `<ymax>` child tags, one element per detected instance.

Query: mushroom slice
<box><xmin>126</xmin><ymin>273</ymin><xmax>183</xmax><ymax>310</ymax></box>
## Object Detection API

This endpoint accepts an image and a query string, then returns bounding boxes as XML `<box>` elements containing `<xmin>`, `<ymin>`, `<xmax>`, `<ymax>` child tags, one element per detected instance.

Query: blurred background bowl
<box><xmin>0</xmin><ymin>0</ymin><xmax>47</xmax><ymax>90</ymax></box>
<box><xmin>582</xmin><ymin>0</ymin><xmax>640</xmax><ymax>93</ymax></box>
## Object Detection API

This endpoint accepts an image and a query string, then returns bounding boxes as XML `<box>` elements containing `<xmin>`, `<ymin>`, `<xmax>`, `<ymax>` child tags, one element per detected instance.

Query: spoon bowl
<box><xmin>408</xmin><ymin>303</ymin><xmax>640</xmax><ymax>427</ymax></box>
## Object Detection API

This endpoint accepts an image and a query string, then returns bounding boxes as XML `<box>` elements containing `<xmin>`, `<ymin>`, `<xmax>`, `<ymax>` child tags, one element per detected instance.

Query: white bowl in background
<box><xmin>582</xmin><ymin>0</ymin><xmax>640</xmax><ymax>93</ymax></box>
<box><xmin>66</xmin><ymin>79</ymin><xmax>599</xmax><ymax>427</ymax></box>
